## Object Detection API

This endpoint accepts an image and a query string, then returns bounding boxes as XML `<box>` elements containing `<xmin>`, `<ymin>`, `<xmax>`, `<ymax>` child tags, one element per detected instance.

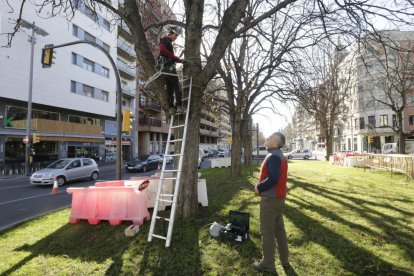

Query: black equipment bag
<box><xmin>220</xmin><ymin>210</ymin><xmax>250</xmax><ymax>242</ymax></box>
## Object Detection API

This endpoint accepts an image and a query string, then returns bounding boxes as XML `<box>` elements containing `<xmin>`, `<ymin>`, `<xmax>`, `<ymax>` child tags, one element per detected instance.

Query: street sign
<box><xmin>23</xmin><ymin>136</ymin><xmax>29</xmax><ymax>144</ymax></box>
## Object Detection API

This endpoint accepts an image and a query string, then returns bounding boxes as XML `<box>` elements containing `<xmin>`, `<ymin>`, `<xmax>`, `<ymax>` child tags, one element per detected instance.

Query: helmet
<box><xmin>169</xmin><ymin>26</ymin><xmax>182</xmax><ymax>35</ymax></box>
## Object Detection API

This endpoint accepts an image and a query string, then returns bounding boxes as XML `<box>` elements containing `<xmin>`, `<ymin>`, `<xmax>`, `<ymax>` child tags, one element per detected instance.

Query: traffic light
<box><xmin>122</xmin><ymin>109</ymin><xmax>133</xmax><ymax>132</ymax></box>
<box><xmin>41</xmin><ymin>44</ymin><xmax>54</xmax><ymax>68</ymax></box>
<box><xmin>368</xmin><ymin>136</ymin><xmax>374</xmax><ymax>143</ymax></box>
<box><xmin>32</xmin><ymin>133</ymin><xmax>41</xmax><ymax>143</ymax></box>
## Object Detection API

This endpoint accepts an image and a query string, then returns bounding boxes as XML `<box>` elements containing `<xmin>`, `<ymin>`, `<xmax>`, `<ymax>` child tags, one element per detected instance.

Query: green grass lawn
<box><xmin>1</xmin><ymin>161</ymin><xmax>413</xmax><ymax>275</ymax></box>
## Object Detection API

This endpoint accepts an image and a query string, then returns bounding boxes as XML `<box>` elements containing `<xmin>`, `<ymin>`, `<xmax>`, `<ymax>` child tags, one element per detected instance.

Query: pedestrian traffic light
<box><xmin>41</xmin><ymin>44</ymin><xmax>54</xmax><ymax>68</ymax></box>
<box><xmin>32</xmin><ymin>133</ymin><xmax>41</xmax><ymax>143</ymax></box>
<box><xmin>122</xmin><ymin>109</ymin><xmax>133</xmax><ymax>133</ymax></box>
<box><xmin>368</xmin><ymin>136</ymin><xmax>374</xmax><ymax>143</ymax></box>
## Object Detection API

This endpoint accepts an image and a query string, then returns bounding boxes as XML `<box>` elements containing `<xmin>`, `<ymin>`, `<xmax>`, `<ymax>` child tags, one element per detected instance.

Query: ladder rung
<box><xmin>169</xmin><ymin>138</ymin><xmax>183</xmax><ymax>143</ymax></box>
<box><xmin>156</xmin><ymin>216</ymin><xmax>171</xmax><ymax>221</ymax></box>
<box><xmin>182</xmin><ymin>97</ymin><xmax>189</xmax><ymax>101</ymax></box>
<box><xmin>171</xmin><ymin>124</ymin><xmax>186</xmax><ymax>129</ymax></box>
<box><xmin>158</xmin><ymin>198</ymin><xmax>174</xmax><ymax>203</ymax></box>
<box><xmin>151</xmin><ymin>234</ymin><xmax>167</xmax><ymax>240</ymax></box>
<box><xmin>166</xmin><ymin>154</ymin><xmax>181</xmax><ymax>157</ymax></box>
<box><xmin>164</xmin><ymin>169</ymin><xmax>180</xmax><ymax>173</ymax></box>
<box><xmin>161</xmin><ymin>177</ymin><xmax>177</xmax><ymax>180</ymax></box>
<box><xmin>159</xmin><ymin>193</ymin><xmax>175</xmax><ymax>197</ymax></box>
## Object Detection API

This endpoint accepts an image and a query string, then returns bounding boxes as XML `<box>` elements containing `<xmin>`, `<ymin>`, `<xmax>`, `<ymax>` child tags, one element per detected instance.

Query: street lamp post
<box><xmin>20</xmin><ymin>21</ymin><xmax>48</xmax><ymax>176</ymax></box>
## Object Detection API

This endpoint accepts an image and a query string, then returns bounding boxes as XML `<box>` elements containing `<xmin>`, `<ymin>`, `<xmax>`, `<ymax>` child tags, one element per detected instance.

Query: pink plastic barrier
<box><xmin>67</xmin><ymin>186</ymin><xmax>150</xmax><ymax>225</ymax></box>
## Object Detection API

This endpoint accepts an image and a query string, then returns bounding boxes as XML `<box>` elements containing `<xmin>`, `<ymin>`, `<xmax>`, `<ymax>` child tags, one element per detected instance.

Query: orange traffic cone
<box><xmin>51</xmin><ymin>177</ymin><xmax>59</xmax><ymax>194</ymax></box>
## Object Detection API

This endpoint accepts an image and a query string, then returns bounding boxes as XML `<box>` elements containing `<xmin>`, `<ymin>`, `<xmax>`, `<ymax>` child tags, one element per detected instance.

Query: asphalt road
<box><xmin>0</xmin><ymin>163</ymin><xmax>157</xmax><ymax>233</ymax></box>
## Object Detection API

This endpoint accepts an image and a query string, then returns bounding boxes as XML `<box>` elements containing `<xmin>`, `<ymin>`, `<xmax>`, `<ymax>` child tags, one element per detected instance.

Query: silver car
<box><xmin>30</xmin><ymin>158</ymin><xmax>99</xmax><ymax>186</ymax></box>
<box><xmin>285</xmin><ymin>149</ymin><xmax>313</xmax><ymax>160</ymax></box>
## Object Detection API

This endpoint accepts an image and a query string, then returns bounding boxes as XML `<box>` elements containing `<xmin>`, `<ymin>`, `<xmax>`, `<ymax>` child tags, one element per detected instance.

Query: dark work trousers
<box><xmin>164</xmin><ymin>72</ymin><xmax>182</xmax><ymax>108</ymax></box>
<box><xmin>260</xmin><ymin>197</ymin><xmax>289</xmax><ymax>269</ymax></box>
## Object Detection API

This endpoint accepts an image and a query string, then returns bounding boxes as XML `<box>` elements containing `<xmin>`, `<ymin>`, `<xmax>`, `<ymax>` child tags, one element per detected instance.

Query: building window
<box><xmin>359</xmin><ymin>117</ymin><xmax>365</xmax><ymax>130</ymax></box>
<box><xmin>83</xmin><ymin>85</ymin><xmax>94</xmax><ymax>97</ymax></box>
<box><xmin>102</xmin><ymin>42</ymin><xmax>110</xmax><ymax>52</ymax></box>
<box><xmin>409</xmin><ymin>115</ymin><xmax>414</xmax><ymax>126</ymax></box>
<box><xmin>354</xmin><ymin>118</ymin><xmax>358</xmax><ymax>129</ymax></box>
<box><xmin>72</xmin><ymin>24</ymin><xmax>79</xmax><ymax>37</ymax></box>
<box><xmin>83</xmin><ymin>58</ymin><xmax>95</xmax><ymax>72</ymax></box>
<box><xmin>71</xmin><ymin>80</ymin><xmax>77</xmax><ymax>93</ymax></box>
<box><xmin>380</xmin><ymin>115</ymin><xmax>388</xmax><ymax>127</ymax></box>
<box><xmin>392</xmin><ymin>114</ymin><xmax>397</xmax><ymax>127</ymax></box>
<box><xmin>102</xmin><ymin>91</ymin><xmax>109</xmax><ymax>102</ymax></box>
<box><xmin>72</xmin><ymin>53</ymin><xmax>77</xmax><ymax>64</ymax></box>
<box><xmin>102</xmin><ymin>19</ymin><xmax>110</xmax><ymax>31</ymax></box>
<box><xmin>368</xmin><ymin>115</ymin><xmax>376</xmax><ymax>127</ymax></box>
<box><xmin>84</xmin><ymin>5</ymin><xmax>98</xmax><ymax>22</ymax></box>
<box><xmin>69</xmin><ymin>115</ymin><xmax>99</xmax><ymax>125</ymax></box>
<box><xmin>102</xmin><ymin>67</ymin><xmax>109</xmax><ymax>78</ymax></box>
<box><xmin>71</xmin><ymin>81</ymin><xmax>108</xmax><ymax>102</ymax></box>
<box><xmin>84</xmin><ymin>31</ymin><xmax>95</xmax><ymax>43</ymax></box>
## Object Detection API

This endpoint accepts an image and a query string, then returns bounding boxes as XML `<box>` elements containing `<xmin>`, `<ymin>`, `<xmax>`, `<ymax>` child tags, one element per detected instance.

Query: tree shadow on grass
<box><xmin>288</xmin><ymin>178</ymin><xmax>414</xmax><ymax>271</ymax></box>
<box><xmin>284</xmin><ymin>203</ymin><xmax>412</xmax><ymax>275</ymax></box>
<box><xmin>3</xmin><ymin>221</ymin><xmax>131</xmax><ymax>275</ymax></box>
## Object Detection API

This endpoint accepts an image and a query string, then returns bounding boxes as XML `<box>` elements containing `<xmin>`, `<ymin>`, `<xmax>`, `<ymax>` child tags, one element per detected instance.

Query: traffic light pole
<box><xmin>20</xmin><ymin>21</ymin><xmax>48</xmax><ymax>176</ymax></box>
<box><xmin>43</xmin><ymin>40</ymin><xmax>123</xmax><ymax>180</ymax></box>
<box><xmin>24</xmin><ymin>24</ymin><xmax>36</xmax><ymax>176</ymax></box>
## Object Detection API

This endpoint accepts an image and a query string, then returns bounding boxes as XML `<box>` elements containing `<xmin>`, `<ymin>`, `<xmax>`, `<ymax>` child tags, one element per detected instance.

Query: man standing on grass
<box><xmin>253</xmin><ymin>132</ymin><xmax>291</xmax><ymax>274</ymax></box>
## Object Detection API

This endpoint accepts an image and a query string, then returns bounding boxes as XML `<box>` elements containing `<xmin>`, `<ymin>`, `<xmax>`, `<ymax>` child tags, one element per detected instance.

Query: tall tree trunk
<box><xmin>397</xmin><ymin>112</ymin><xmax>405</xmax><ymax>154</ymax></box>
<box><xmin>325</xmin><ymin>127</ymin><xmax>333</xmax><ymax>161</ymax></box>
<box><xmin>242</xmin><ymin>117</ymin><xmax>252</xmax><ymax>169</ymax></box>
<box><xmin>176</xmin><ymin>86</ymin><xmax>202</xmax><ymax>218</ymax></box>
<box><xmin>230</xmin><ymin>112</ymin><xmax>242</xmax><ymax>176</ymax></box>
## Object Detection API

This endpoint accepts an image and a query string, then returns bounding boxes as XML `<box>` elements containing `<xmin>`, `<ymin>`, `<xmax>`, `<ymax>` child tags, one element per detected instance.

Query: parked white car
<box><xmin>218</xmin><ymin>149</ymin><xmax>230</xmax><ymax>158</ymax></box>
<box><xmin>253</xmin><ymin>146</ymin><xmax>268</xmax><ymax>156</ymax></box>
<box><xmin>285</xmin><ymin>149</ymin><xmax>313</xmax><ymax>160</ymax></box>
<box><xmin>30</xmin><ymin>158</ymin><xmax>99</xmax><ymax>186</ymax></box>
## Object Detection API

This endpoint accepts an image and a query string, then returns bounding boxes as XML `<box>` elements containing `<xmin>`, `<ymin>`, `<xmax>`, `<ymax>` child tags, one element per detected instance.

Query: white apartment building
<box><xmin>0</xmin><ymin>0</ymin><xmax>136</xmax><ymax>169</ymax></box>
<box><xmin>340</xmin><ymin>31</ymin><xmax>414</xmax><ymax>153</ymax></box>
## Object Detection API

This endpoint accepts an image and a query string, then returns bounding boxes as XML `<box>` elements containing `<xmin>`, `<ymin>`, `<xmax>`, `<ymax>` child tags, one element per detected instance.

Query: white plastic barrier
<box><xmin>210</xmin><ymin>157</ymin><xmax>231</xmax><ymax>168</ymax></box>
<box><xmin>198</xmin><ymin>179</ymin><xmax>208</xmax><ymax>206</ymax></box>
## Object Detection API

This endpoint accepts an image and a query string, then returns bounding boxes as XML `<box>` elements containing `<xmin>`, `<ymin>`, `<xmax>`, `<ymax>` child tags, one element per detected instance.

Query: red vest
<box><xmin>259</xmin><ymin>157</ymin><xmax>288</xmax><ymax>198</ymax></box>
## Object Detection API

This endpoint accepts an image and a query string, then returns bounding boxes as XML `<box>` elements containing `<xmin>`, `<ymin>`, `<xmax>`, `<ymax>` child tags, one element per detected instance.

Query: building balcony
<box><xmin>116</xmin><ymin>60</ymin><xmax>136</xmax><ymax>79</ymax></box>
<box><xmin>139</xmin><ymin>117</ymin><xmax>161</xmax><ymax>127</ymax></box>
<box><xmin>10</xmin><ymin>119</ymin><xmax>102</xmax><ymax>136</ymax></box>
<box><xmin>139</xmin><ymin>100</ymin><xmax>161</xmax><ymax>112</ymax></box>
<box><xmin>117</xmin><ymin>20</ymin><xmax>132</xmax><ymax>37</ymax></box>
<box><xmin>122</xmin><ymin>87</ymin><xmax>136</xmax><ymax>97</ymax></box>
<box><xmin>117</xmin><ymin>40</ymin><xmax>136</xmax><ymax>59</ymax></box>
<box><xmin>200</xmin><ymin>128</ymin><xmax>221</xmax><ymax>138</ymax></box>
<box><xmin>200</xmin><ymin>118</ymin><xmax>218</xmax><ymax>128</ymax></box>
<box><xmin>138</xmin><ymin>117</ymin><xmax>169</xmax><ymax>133</ymax></box>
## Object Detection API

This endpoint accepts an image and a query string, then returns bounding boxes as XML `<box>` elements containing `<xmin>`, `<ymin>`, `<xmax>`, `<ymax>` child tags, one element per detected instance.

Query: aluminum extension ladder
<box><xmin>147</xmin><ymin>75</ymin><xmax>192</xmax><ymax>247</ymax></box>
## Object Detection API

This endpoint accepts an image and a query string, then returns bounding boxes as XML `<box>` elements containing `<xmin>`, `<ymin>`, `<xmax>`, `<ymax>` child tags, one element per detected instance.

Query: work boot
<box><xmin>252</xmin><ymin>262</ymin><xmax>276</xmax><ymax>274</ymax></box>
<box><xmin>168</xmin><ymin>107</ymin><xmax>176</xmax><ymax>116</ymax></box>
<box><xmin>176</xmin><ymin>106</ymin><xmax>184</xmax><ymax>113</ymax></box>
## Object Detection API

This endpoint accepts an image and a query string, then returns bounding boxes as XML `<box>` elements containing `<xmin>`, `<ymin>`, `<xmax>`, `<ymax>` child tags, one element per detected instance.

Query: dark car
<box><xmin>125</xmin><ymin>154</ymin><xmax>162</xmax><ymax>172</ymax></box>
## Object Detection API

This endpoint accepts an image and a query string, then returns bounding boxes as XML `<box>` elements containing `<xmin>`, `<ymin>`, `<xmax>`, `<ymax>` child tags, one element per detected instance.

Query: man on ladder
<box><xmin>158</xmin><ymin>27</ymin><xmax>186</xmax><ymax>116</ymax></box>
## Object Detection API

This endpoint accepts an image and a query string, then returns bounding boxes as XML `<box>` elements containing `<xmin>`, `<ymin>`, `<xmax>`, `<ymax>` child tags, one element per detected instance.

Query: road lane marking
<box><xmin>0</xmin><ymin>192</ymin><xmax>64</xmax><ymax>205</ymax></box>
<box><xmin>0</xmin><ymin>184</ymin><xmax>32</xmax><ymax>190</ymax></box>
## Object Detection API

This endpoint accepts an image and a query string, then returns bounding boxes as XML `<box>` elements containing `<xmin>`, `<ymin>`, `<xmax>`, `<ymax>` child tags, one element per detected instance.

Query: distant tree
<box><xmin>285</xmin><ymin>42</ymin><xmax>353</xmax><ymax>160</ymax></box>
